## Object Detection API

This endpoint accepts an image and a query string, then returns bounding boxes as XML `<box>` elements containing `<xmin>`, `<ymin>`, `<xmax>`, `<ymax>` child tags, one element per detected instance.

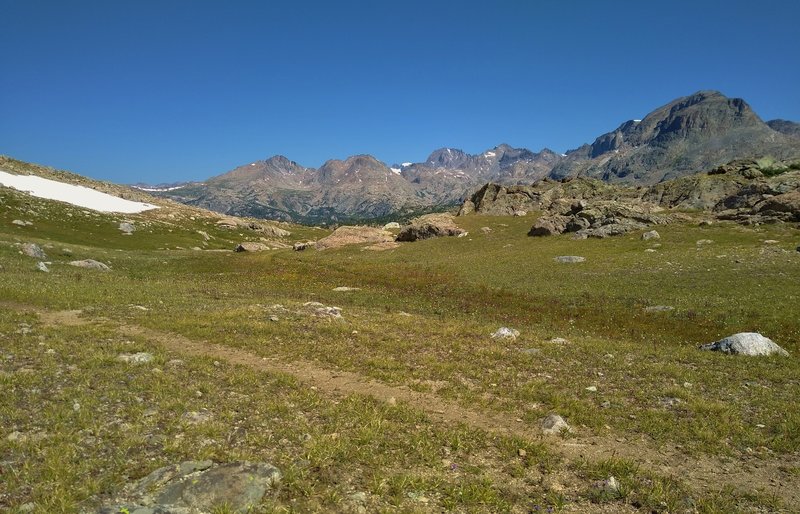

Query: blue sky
<box><xmin>1</xmin><ymin>0</ymin><xmax>799</xmax><ymax>183</ymax></box>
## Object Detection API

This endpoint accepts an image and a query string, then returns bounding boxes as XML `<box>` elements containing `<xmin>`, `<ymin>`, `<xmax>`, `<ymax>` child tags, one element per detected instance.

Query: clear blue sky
<box><xmin>2</xmin><ymin>0</ymin><xmax>799</xmax><ymax>183</ymax></box>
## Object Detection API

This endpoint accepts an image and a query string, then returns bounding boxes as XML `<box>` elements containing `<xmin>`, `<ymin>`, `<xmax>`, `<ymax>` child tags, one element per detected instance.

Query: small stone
<box><xmin>541</xmin><ymin>413</ymin><xmax>571</xmax><ymax>435</ymax></box>
<box><xmin>644</xmin><ymin>248</ymin><xmax>657</xmax><ymax>253</ymax></box>
<box><xmin>387</xmin><ymin>396</ymin><xmax>397</xmax><ymax>406</ymax></box>
<box><xmin>118</xmin><ymin>352</ymin><xmax>154</xmax><ymax>364</ymax></box>
<box><xmin>644</xmin><ymin>305</ymin><xmax>674</xmax><ymax>313</ymax></box>
<box><xmin>554</xmin><ymin>255</ymin><xmax>585</xmax><ymax>263</ymax></box>
<box><xmin>491</xmin><ymin>327</ymin><xmax>520</xmax><ymax>340</ymax></box>
<box><xmin>119</xmin><ymin>222</ymin><xmax>135</xmax><ymax>234</ymax></box>
<box><xmin>517</xmin><ymin>448</ymin><xmax>527</xmax><ymax>457</ymax></box>
<box><xmin>696</xmin><ymin>239</ymin><xmax>713</xmax><ymax>245</ymax></box>
<box><xmin>480</xmin><ymin>226</ymin><xmax>492</xmax><ymax>234</ymax></box>
<box><xmin>73</xmin><ymin>402</ymin><xmax>81</xmax><ymax>411</ymax></box>
<box><xmin>600</xmin><ymin>400</ymin><xmax>611</xmax><ymax>408</ymax></box>
<box><xmin>22</xmin><ymin>243</ymin><xmax>47</xmax><ymax>259</ymax></box>
<box><xmin>36</xmin><ymin>261</ymin><xmax>49</xmax><ymax>273</ymax></box>
<box><xmin>269</xmin><ymin>315</ymin><xmax>279</xmax><ymax>322</ymax></box>
<box><xmin>548</xmin><ymin>337</ymin><xmax>569</xmax><ymax>344</ymax></box>
<box><xmin>763</xmin><ymin>240</ymin><xmax>779</xmax><ymax>245</ymax></box>
<box><xmin>585</xmin><ymin>386</ymin><xmax>597</xmax><ymax>392</ymax></box>
<box><xmin>332</xmin><ymin>286</ymin><xmax>360</xmax><ymax>292</ymax></box>
<box><xmin>641</xmin><ymin>230</ymin><xmax>660</xmax><ymax>241</ymax></box>
<box><xmin>69</xmin><ymin>259</ymin><xmax>110</xmax><ymax>271</ymax></box>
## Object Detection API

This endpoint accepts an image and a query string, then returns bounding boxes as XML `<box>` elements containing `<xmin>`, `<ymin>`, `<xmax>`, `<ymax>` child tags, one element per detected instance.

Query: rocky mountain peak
<box><xmin>426</xmin><ymin>148</ymin><xmax>470</xmax><ymax>168</ymax></box>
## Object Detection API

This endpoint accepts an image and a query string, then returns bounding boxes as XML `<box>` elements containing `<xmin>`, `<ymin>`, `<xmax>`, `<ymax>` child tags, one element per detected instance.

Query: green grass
<box><xmin>1</xmin><ymin>184</ymin><xmax>799</xmax><ymax>512</ymax></box>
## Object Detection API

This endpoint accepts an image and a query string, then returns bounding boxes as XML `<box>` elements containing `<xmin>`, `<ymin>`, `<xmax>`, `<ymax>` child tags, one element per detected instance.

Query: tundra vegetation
<box><xmin>1</xmin><ymin>170</ymin><xmax>799</xmax><ymax>513</ymax></box>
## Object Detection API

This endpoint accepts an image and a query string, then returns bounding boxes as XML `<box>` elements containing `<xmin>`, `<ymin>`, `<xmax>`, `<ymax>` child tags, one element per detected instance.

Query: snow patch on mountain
<box><xmin>0</xmin><ymin>170</ymin><xmax>159</xmax><ymax>213</ymax></box>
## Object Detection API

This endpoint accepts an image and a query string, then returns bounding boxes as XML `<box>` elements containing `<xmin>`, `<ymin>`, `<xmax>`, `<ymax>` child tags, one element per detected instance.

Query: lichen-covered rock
<box><xmin>528</xmin><ymin>215</ymin><xmax>569</xmax><ymax>236</ymax></box>
<box><xmin>97</xmin><ymin>461</ymin><xmax>281</xmax><ymax>514</ymax></box>
<box><xmin>491</xmin><ymin>327</ymin><xmax>520</xmax><ymax>340</ymax></box>
<box><xmin>699</xmin><ymin>332</ymin><xmax>789</xmax><ymax>356</ymax></box>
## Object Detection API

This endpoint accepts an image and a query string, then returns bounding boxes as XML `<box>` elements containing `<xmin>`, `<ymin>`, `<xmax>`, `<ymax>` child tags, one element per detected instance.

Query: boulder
<box><xmin>315</xmin><ymin>226</ymin><xmax>394</xmax><ymax>250</ymax></box>
<box><xmin>699</xmin><ymin>332</ymin><xmax>789</xmax><ymax>356</ymax></box>
<box><xmin>69</xmin><ymin>259</ymin><xmax>110</xmax><ymax>271</ymax></box>
<box><xmin>383</xmin><ymin>222</ymin><xmax>401</xmax><ymax>230</ymax></box>
<box><xmin>642</xmin><ymin>230</ymin><xmax>660</xmax><ymax>240</ymax></box>
<box><xmin>119</xmin><ymin>222</ymin><xmax>135</xmax><ymax>235</ymax></box>
<box><xmin>396</xmin><ymin>214</ymin><xmax>466</xmax><ymax>242</ymax></box>
<box><xmin>22</xmin><ymin>243</ymin><xmax>46</xmax><ymax>259</ymax></box>
<box><xmin>260</xmin><ymin>225</ymin><xmax>291</xmax><ymax>238</ymax></box>
<box><xmin>293</xmin><ymin>241</ymin><xmax>313</xmax><ymax>251</ymax></box>
<box><xmin>528</xmin><ymin>215</ymin><xmax>569</xmax><ymax>237</ymax></box>
<box><xmin>36</xmin><ymin>262</ymin><xmax>49</xmax><ymax>273</ymax></box>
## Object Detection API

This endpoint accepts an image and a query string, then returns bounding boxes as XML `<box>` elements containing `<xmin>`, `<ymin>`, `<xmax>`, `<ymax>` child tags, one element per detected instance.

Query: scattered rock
<box><xmin>260</xmin><ymin>225</ymin><xmax>291</xmax><ymax>238</ymax></box>
<box><xmin>332</xmin><ymin>286</ymin><xmax>360</xmax><ymax>292</ymax></box>
<box><xmin>383</xmin><ymin>222</ymin><xmax>401</xmax><ymax>230</ymax></box>
<box><xmin>36</xmin><ymin>261</ymin><xmax>49</xmax><ymax>273</ymax></box>
<box><xmin>585</xmin><ymin>386</ymin><xmax>598</xmax><ymax>392</ymax></box>
<box><xmin>182</xmin><ymin>411</ymin><xmax>213</xmax><ymax>424</ymax></box>
<box><xmin>12</xmin><ymin>219</ymin><xmax>32</xmax><ymax>226</ymax></box>
<box><xmin>197</xmin><ymin>230</ymin><xmax>212</xmax><ymax>241</ymax></box>
<box><xmin>513</xmin><ymin>210</ymin><xmax>528</xmax><ymax>217</ymax></box>
<box><xmin>303</xmin><ymin>302</ymin><xmax>342</xmax><ymax>319</ymax></box>
<box><xmin>547</xmin><ymin>337</ymin><xmax>570</xmax><ymax>344</ymax></box>
<box><xmin>700</xmin><ymin>332</ymin><xmax>789</xmax><ymax>356</ymax></box>
<box><xmin>119</xmin><ymin>222</ymin><xmax>135</xmax><ymax>235</ymax></box>
<box><xmin>641</xmin><ymin>230</ymin><xmax>660</xmax><ymax>240</ymax></box>
<box><xmin>644</xmin><ymin>305</ymin><xmax>674</xmax><ymax>313</ymax></box>
<box><xmin>554</xmin><ymin>255</ymin><xmax>585</xmax><ymax>263</ymax></box>
<box><xmin>696</xmin><ymin>239</ymin><xmax>714</xmax><ymax>245</ymax></box>
<box><xmin>69</xmin><ymin>259</ymin><xmax>110</xmax><ymax>271</ymax></box>
<box><xmin>541</xmin><ymin>414</ymin><xmax>571</xmax><ymax>435</ymax></box>
<box><xmin>22</xmin><ymin>243</ymin><xmax>46</xmax><ymax>259</ymax></box>
<box><xmin>644</xmin><ymin>248</ymin><xmax>657</xmax><ymax>253</ymax></box>
<box><xmin>118</xmin><ymin>352</ymin><xmax>154</xmax><ymax>364</ymax></box>
<box><xmin>315</xmin><ymin>226</ymin><xmax>394</xmax><ymax>250</ymax></box>
<box><xmin>293</xmin><ymin>241</ymin><xmax>313</xmax><ymax>251</ymax></box>
<box><xmin>480</xmin><ymin>226</ymin><xmax>492</xmax><ymax>234</ymax></box>
<box><xmin>396</xmin><ymin>213</ymin><xmax>466</xmax><ymax>242</ymax></box>
<box><xmin>98</xmin><ymin>461</ymin><xmax>281</xmax><ymax>514</ymax></box>
<box><xmin>490</xmin><ymin>327</ymin><xmax>520</xmax><ymax>340</ymax></box>
<box><xmin>763</xmin><ymin>240</ymin><xmax>779</xmax><ymax>245</ymax></box>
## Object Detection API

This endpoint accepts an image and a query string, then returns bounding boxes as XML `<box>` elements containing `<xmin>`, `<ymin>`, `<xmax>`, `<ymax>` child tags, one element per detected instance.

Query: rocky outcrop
<box><xmin>529</xmin><ymin>200</ymin><xmax>671</xmax><ymax>239</ymax></box>
<box><xmin>396</xmin><ymin>214</ymin><xmax>466</xmax><ymax>242</ymax></box>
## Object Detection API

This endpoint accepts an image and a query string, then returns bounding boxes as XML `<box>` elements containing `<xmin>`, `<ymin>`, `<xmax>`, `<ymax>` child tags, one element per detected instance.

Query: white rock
<box><xmin>700</xmin><ymin>332</ymin><xmax>788</xmax><ymax>357</ymax></box>
<box><xmin>118</xmin><ymin>352</ymin><xmax>155</xmax><ymax>364</ymax></box>
<box><xmin>491</xmin><ymin>327</ymin><xmax>520</xmax><ymax>340</ymax></box>
<box><xmin>641</xmin><ymin>230</ymin><xmax>660</xmax><ymax>240</ymax></box>
<box><xmin>554</xmin><ymin>256</ymin><xmax>585</xmax><ymax>263</ymax></box>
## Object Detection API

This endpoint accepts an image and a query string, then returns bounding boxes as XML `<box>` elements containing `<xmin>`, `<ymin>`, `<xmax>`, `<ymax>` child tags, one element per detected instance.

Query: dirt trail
<box><xmin>32</xmin><ymin>307</ymin><xmax>800</xmax><ymax>507</ymax></box>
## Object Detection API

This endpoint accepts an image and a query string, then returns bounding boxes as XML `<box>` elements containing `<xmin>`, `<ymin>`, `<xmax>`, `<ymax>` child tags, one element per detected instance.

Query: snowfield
<box><xmin>0</xmin><ymin>170</ymin><xmax>159</xmax><ymax>214</ymax></box>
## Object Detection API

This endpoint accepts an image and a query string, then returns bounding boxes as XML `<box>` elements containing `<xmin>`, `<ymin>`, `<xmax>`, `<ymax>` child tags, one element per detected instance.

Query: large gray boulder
<box><xmin>699</xmin><ymin>332</ymin><xmax>789</xmax><ymax>356</ymax></box>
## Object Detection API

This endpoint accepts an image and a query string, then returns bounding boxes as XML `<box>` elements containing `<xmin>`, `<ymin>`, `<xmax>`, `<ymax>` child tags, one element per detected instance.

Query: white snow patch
<box><xmin>0</xmin><ymin>170</ymin><xmax>159</xmax><ymax>214</ymax></box>
<box><xmin>390</xmin><ymin>168</ymin><xmax>402</xmax><ymax>174</ymax></box>
<box><xmin>484</xmin><ymin>151</ymin><xmax>496</xmax><ymax>158</ymax></box>
<box><xmin>401</xmin><ymin>162</ymin><xmax>413</xmax><ymax>167</ymax></box>
<box><xmin>561</xmin><ymin>153</ymin><xmax>567</xmax><ymax>157</ymax></box>
<box><xmin>134</xmin><ymin>185</ymin><xmax>184</xmax><ymax>192</ymax></box>
<box><xmin>633</xmin><ymin>119</ymin><xmax>642</xmax><ymax>122</ymax></box>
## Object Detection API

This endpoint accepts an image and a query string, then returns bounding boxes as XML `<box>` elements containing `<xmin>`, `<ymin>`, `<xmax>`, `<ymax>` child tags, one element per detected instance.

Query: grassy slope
<box><xmin>1</xmin><ymin>183</ymin><xmax>799</xmax><ymax>513</ymax></box>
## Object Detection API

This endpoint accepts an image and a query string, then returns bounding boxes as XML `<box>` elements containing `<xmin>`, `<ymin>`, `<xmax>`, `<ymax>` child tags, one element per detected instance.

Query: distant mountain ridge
<box><xmin>144</xmin><ymin>90</ymin><xmax>800</xmax><ymax>222</ymax></box>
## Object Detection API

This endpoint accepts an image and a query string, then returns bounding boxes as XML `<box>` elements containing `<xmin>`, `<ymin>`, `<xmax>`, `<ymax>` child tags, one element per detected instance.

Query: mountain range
<box><xmin>143</xmin><ymin>91</ymin><xmax>800</xmax><ymax>223</ymax></box>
